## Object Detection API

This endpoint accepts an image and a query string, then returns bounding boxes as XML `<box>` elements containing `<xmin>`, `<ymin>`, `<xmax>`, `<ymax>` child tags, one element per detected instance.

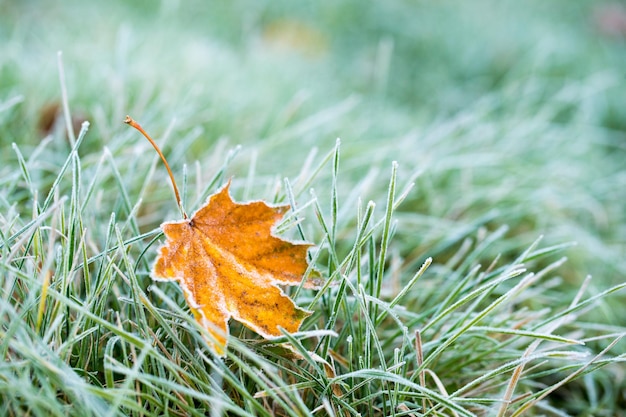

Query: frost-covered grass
<box><xmin>1</xmin><ymin>1</ymin><xmax>625</xmax><ymax>415</ymax></box>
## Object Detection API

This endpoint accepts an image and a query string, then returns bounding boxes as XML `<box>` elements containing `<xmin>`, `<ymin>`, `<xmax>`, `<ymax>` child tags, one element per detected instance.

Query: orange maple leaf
<box><xmin>124</xmin><ymin>116</ymin><xmax>318</xmax><ymax>355</ymax></box>
<box><xmin>153</xmin><ymin>182</ymin><xmax>316</xmax><ymax>355</ymax></box>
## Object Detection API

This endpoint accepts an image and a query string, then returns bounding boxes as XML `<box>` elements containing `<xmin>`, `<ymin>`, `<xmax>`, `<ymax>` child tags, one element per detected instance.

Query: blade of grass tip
<box><xmin>11</xmin><ymin>143</ymin><xmax>34</xmax><ymax>197</ymax></box>
<box><xmin>355</xmin><ymin>199</ymin><xmax>364</xmax><ymax>289</ymax></box>
<box><xmin>377</xmin><ymin>257</ymin><xmax>432</xmax><ymax>326</ymax></box>
<box><xmin>367</xmin><ymin>232</ymin><xmax>376</xmax><ymax>299</ymax></box>
<box><xmin>182</xmin><ymin>163</ymin><xmax>188</xmax><ymax>211</ymax></box>
<box><xmin>133</xmin><ymin>229</ymin><xmax>164</xmax><ymax>273</ymax></box>
<box><xmin>103</xmin><ymin>147</ymin><xmax>141</xmax><ymax>236</ymax></box>
<box><xmin>523</xmin><ymin>241</ymin><xmax>578</xmax><ymax>263</ymax></box>
<box><xmin>57</xmin><ymin>51</ymin><xmax>75</xmax><ymax>146</ymax></box>
<box><xmin>390</xmin><ymin>257</ymin><xmax>431</xmax><ymax>309</ymax></box>
<box><xmin>373</xmin><ymin>161</ymin><xmax>397</xmax><ymax>322</ymax></box>
<box><xmin>92</xmin><ymin>212</ymin><xmax>116</xmax><ymax>284</ymax></box>
<box><xmin>512</xmin><ymin>235</ymin><xmax>544</xmax><ymax>266</ymax></box>
<box><xmin>243</xmin><ymin>149</ymin><xmax>257</xmax><ymax>201</ymax></box>
<box><xmin>310</xmin><ymin>188</ymin><xmax>339</xmax><ymax>271</ymax></box>
<box><xmin>40</xmin><ymin>120</ymin><xmax>89</xmax><ymax>212</ymax></box>
<box><xmin>293</xmin><ymin>146</ymin><xmax>336</xmax><ymax>200</ymax></box>
<box><xmin>376</xmin><ymin>161</ymin><xmax>398</xmax><ymax>288</ymax></box>
<box><xmin>76</xmin><ymin>120</ymin><xmax>90</xmax><ymax>143</ymax></box>
<box><xmin>65</xmin><ymin>150</ymin><xmax>81</xmax><ymax>278</ymax></box>
<box><xmin>294</xmin><ymin>237</ymin><xmax>324</xmax><ymax>300</ymax></box>
<box><xmin>103</xmin><ymin>336</ymin><xmax>120</xmax><ymax>389</ymax></box>
<box><xmin>571</xmin><ymin>275</ymin><xmax>591</xmax><ymax>307</ymax></box>
<box><xmin>460</xmin><ymin>225</ymin><xmax>509</xmax><ymax>272</ymax></box>
<box><xmin>192</xmin><ymin>145</ymin><xmax>242</xmax><ymax>210</ymax></box>
<box><xmin>331</xmin><ymin>138</ymin><xmax>340</xmax><ymax>247</ymax></box>
<box><xmin>0</xmin><ymin>94</ymin><xmax>24</xmax><ymax>113</ymax></box>
<box><xmin>80</xmin><ymin>149</ymin><xmax>106</xmax><ymax>214</ymax></box>
<box><xmin>283</xmin><ymin>178</ymin><xmax>308</xmax><ymax>243</ymax></box>
<box><xmin>304</xmin><ymin>235</ymin><xmax>336</xmax><ymax>306</ymax></box>
<box><xmin>365</xmin><ymin>293</ymin><xmax>409</xmax><ymax>344</ymax></box>
<box><xmin>345</xmin><ymin>200</ymin><xmax>376</xmax><ymax>278</ymax></box>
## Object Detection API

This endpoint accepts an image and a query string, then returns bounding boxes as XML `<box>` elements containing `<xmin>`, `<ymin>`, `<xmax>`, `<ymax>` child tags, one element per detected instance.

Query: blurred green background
<box><xmin>3</xmin><ymin>0</ymin><xmax>624</xmax><ymax>277</ymax></box>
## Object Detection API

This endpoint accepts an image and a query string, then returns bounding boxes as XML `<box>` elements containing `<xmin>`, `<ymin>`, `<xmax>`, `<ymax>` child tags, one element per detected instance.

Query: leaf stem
<box><xmin>124</xmin><ymin>115</ymin><xmax>188</xmax><ymax>219</ymax></box>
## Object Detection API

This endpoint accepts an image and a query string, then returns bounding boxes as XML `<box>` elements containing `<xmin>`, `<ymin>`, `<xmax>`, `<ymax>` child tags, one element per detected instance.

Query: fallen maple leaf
<box><xmin>124</xmin><ymin>116</ymin><xmax>318</xmax><ymax>356</ymax></box>
<box><xmin>154</xmin><ymin>181</ymin><xmax>317</xmax><ymax>355</ymax></box>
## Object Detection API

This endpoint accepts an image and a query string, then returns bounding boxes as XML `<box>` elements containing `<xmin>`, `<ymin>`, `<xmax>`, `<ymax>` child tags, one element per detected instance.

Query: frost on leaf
<box><xmin>152</xmin><ymin>181</ymin><xmax>318</xmax><ymax>356</ymax></box>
